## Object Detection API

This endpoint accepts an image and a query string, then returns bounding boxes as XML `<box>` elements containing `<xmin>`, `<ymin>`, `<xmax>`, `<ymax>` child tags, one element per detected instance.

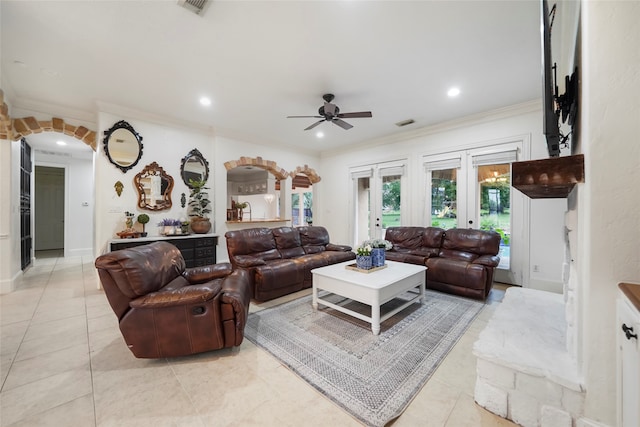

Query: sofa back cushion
<box><xmin>225</xmin><ymin>228</ymin><xmax>281</xmax><ymax>263</ymax></box>
<box><xmin>272</xmin><ymin>227</ymin><xmax>306</xmax><ymax>258</ymax></box>
<box><xmin>297</xmin><ymin>226</ymin><xmax>330</xmax><ymax>254</ymax></box>
<box><xmin>96</xmin><ymin>242</ymin><xmax>185</xmax><ymax>298</ymax></box>
<box><xmin>440</xmin><ymin>228</ymin><xmax>501</xmax><ymax>261</ymax></box>
<box><xmin>385</xmin><ymin>227</ymin><xmax>424</xmax><ymax>250</ymax></box>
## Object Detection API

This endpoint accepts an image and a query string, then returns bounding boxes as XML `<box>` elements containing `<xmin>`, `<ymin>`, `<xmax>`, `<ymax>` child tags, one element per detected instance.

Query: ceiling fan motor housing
<box><xmin>319</xmin><ymin>105</ymin><xmax>340</xmax><ymax>119</ymax></box>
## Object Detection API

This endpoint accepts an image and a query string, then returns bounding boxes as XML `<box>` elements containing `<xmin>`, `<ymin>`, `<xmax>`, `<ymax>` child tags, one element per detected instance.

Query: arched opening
<box><xmin>224</xmin><ymin>157</ymin><xmax>288</xmax><ymax>222</ymax></box>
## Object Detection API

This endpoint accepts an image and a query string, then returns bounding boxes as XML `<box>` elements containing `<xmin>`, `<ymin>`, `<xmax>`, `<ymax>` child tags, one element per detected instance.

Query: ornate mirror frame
<box><xmin>134</xmin><ymin>162</ymin><xmax>174</xmax><ymax>211</ymax></box>
<box><xmin>180</xmin><ymin>148</ymin><xmax>210</xmax><ymax>188</ymax></box>
<box><xmin>103</xmin><ymin>120</ymin><xmax>143</xmax><ymax>173</ymax></box>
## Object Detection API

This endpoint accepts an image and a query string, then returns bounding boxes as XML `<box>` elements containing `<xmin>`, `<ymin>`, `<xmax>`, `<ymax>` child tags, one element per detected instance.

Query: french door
<box><xmin>423</xmin><ymin>141</ymin><xmax>526</xmax><ymax>285</ymax></box>
<box><xmin>351</xmin><ymin>160</ymin><xmax>407</xmax><ymax>246</ymax></box>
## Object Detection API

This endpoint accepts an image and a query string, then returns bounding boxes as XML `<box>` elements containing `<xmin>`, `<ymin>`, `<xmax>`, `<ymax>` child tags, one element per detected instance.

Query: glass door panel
<box><xmin>354</xmin><ymin>175</ymin><xmax>371</xmax><ymax>244</ymax></box>
<box><xmin>381</xmin><ymin>174</ymin><xmax>401</xmax><ymax>236</ymax></box>
<box><xmin>430</xmin><ymin>168</ymin><xmax>457</xmax><ymax>230</ymax></box>
<box><xmin>477</xmin><ymin>163</ymin><xmax>511</xmax><ymax>270</ymax></box>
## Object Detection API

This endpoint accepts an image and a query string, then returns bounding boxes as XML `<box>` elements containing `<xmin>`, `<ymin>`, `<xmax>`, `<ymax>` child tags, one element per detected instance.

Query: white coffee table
<box><xmin>311</xmin><ymin>260</ymin><xmax>427</xmax><ymax>335</ymax></box>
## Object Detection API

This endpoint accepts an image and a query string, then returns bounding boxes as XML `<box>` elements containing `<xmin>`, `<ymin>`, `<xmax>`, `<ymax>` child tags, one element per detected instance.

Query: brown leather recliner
<box><xmin>95</xmin><ymin>241</ymin><xmax>251</xmax><ymax>358</ymax></box>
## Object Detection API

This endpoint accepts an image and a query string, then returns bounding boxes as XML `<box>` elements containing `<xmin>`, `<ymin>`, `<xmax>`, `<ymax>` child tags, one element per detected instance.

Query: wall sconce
<box><xmin>264</xmin><ymin>194</ymin><xmax>275</xmax><ymax>204</ymax></box>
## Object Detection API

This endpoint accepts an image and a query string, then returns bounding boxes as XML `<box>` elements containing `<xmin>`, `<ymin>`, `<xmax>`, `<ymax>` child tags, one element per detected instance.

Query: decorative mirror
<box><xmin>181</xmin><ymin>148</ymin><xmax>209</xmax><ymax>188</ymax></box>
<box><xmin>103</xmin><ymin>120</ymin><xmax>143</xmax><ymax>173</ymax></box>
<box><xmin>134</xmin><ymin>162</ymin><xmax>174</xmax><ymax>211</ymax></box>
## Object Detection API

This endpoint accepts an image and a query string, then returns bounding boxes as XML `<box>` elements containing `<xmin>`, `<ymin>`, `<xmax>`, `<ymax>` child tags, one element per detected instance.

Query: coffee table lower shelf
<box><xmin>311</xmin><ymin>260</ymin><xmax>427</xmax><ymax>335</ymax></box>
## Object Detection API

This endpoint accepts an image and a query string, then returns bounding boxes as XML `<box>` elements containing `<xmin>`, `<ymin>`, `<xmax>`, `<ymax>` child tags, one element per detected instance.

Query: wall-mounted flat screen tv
<box><xmin>541</xmin><ymin>0</ymin><xmax>561</xmax><ymax>157</ymax></box>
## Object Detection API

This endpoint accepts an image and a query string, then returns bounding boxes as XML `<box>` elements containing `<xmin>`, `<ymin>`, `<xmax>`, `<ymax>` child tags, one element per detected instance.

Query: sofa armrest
<box><xmin>234</xmin><ymin>255</ymin><xmax>267</xmax><ymax>268</ymax></box>
<box><xmin>130</xmin><ymin>282</ymin><xmax>221</xmax><ymax>309</ymax></box>
<box><xmin>326</xmin><ymin>243</ymin><xmax>352</xmax><ymax>252</ymax></box>
<box><xmin>183</xmin><ymin>263</ymin><xmax>233</xmax><ymax>284</ymax></box>
<box><xmin>220</xmin><ymin>269</ymin><xmax>252</xmax><ymax>346</ymax></box>
<box><xmin>473</xmin><ymin>255</ymin><xmax>500</xmax><ymax>267</ymax></box>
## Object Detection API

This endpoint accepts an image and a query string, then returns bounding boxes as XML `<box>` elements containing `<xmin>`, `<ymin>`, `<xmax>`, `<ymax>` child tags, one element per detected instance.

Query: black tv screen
<box><xmin>541</xmin><ymin>0</ymin><xmax>561</xmax><ymax>157</ymax></box>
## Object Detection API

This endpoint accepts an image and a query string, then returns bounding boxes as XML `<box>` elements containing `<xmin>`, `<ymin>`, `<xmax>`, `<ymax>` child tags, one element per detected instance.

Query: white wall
<box><xmin>33</xmin><ymin>150</ymin><xmax>94</xmax><ymax>257</ymax></box>
<box><xmin>94</xmin><ymin>111</ymin><xmax>215</xmax><ymax>256</ymax></box>
<box><xmin>0</xmin><ymin>138</ymin><xmax>21</xmax><ymax>294</ymax></box>
<box><xmin>319</xmin><ymin>104</ymin><xmax>567</xmax><ymax>289</ymax></box>
<box><xmin>580</xmin><ymin>2</ymin><xmax>640</xmax><ymax>423</ymax></box>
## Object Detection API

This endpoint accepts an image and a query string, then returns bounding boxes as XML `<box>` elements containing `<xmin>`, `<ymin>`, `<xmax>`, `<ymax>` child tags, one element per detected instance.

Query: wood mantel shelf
<box><xmin>512</xmin><ymin>154</ymin><xmax>584</xmax><ymax>199</ymax></box>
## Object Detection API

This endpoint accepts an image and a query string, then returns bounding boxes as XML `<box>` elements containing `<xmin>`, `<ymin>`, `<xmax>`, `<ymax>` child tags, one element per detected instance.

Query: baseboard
<box><xmin>0</xmin><ymin>271</ymin><xmax>22</xmax><ymax>294</ymax></box>
<box><xmin>527</xmin><ymin>278</ymin><xmax>563</xmax><ymax>294</ymax></box>
<box><xmin>65</xmin><ymin>248</ymin><xmax>94</xmax><ymax>258</ymax></box>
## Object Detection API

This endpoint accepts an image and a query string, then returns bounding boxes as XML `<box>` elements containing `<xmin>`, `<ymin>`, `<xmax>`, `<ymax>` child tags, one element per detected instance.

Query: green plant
<box><xmin>188</xmin><ymin>179</ymin><xmax>211</xmax><ymax>218</ymax></box>
<box><xmin>137</xmin><ymin>213</ymin><xmax>150</xmax><ymax>232</ymax></box>
<box><xmin>356</xmin><ymin>243</ymin><xmax>372</xmax><ymax>256</ymax></box>
<box><xmin>235</xmin><ymin>202</ymin><xmax>248</xmax><ymax>210</ymax></box>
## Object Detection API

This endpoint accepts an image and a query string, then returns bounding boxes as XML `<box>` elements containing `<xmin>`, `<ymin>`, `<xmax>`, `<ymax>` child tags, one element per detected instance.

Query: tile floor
<box><xmin>0</xmin><ymin>253</ymin><xmax>518</xmax><ymax>426</ymax></box>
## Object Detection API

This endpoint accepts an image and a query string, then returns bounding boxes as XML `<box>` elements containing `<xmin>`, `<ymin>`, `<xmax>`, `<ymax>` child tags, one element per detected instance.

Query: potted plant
<box><xmin>188</xmin><ymin>179</ymin><xmax>212</xmax><ymax>233</ymax></box>
<box><xmin>137</xmin><ymin>213</ymin><xmax>150</xmax><ymax>237</ymax></box>
<box><xmin>158</xmin><ymin>218</ymin><xmax>177</xmax><ymax>235</ymax></box>
<box><xmin>235</xmin><ymin>202</ymin><xmax>247</xmax><ymax>221</ymax></box>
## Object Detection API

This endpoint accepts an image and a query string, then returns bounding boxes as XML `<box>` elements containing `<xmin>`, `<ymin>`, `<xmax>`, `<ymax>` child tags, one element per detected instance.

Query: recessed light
<box><xmin>56</xmin><ymin>140</ymin><xmax>67</xmax><ymax>146</ymax></box>
<box><xmin>316</xmin><ymin>131</ymin><xmax>324</xmax><ymax>138</ymax></box>
<box><xmin>447</xmin><ymin>87</ymin><xmax>461</xmax><ymax>97</ymax></box>
<box><xmin>199</xmin><ymin>96</ymin><xmax>212</xmax><ymax>106</ymax></box>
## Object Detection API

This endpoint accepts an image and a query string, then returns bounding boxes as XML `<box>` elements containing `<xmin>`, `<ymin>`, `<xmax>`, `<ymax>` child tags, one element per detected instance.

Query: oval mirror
<box><xmin>181</xmin><ymin>148</ymin><xmax>209</xmax><ymax>188</ymax></box>
<box><xmin>103</xmin><ymin>120</ymin><xmax>143</xmax><ymax>173</ymax></box>
<box><xmin>134</xmin><ymin>162</ymin><xmax>174</xmax><ymax>211</ymax></box>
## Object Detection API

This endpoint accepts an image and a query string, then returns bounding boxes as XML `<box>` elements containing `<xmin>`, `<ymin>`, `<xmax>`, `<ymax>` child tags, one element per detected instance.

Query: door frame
<box><xmin>421</xmin><ymin>136</ymin><xmax>531</xmax><ymax>286</ymax></box>
<box><xmin>349</xmin><ymin>159</ymin><xmax>408</xmax><ymax>246</ymax></box>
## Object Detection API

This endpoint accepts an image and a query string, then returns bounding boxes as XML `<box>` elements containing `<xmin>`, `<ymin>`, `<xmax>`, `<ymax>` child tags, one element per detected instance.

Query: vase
<box><xmin>190</xmin><ymin>217</ymin><xmax>211</xmax><ymax>234</ymax></box>
<box><xmin>356</xmin><ymin>255</ymin><xmax>372</xmax><ymax>270</ymax></box>
<box><xmin>371</xmin><ymin>248</ymin><xmax>386</xmax><ymax>267</ymax></box>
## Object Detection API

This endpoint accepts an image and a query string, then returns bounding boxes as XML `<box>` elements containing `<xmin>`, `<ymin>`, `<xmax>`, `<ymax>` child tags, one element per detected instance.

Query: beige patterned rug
<box><xmin>245</xmin><ymin>290</ymin><xmax>484</xmax><ymax>427</ymax></box>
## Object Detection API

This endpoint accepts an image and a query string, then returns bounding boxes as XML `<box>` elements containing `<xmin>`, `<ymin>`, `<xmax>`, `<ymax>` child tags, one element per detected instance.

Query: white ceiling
<box><xmin>1</xmin><ymin>1</ymin><xmax>543</xmax><ymax>155</ymax></box>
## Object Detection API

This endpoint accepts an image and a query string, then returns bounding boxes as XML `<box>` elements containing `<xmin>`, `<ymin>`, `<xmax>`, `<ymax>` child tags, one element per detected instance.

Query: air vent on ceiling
<box><xmin>395</xmin><ymin>119</ymin><xmax>415</xmax><ymax>127</ymax></box>
<box><xmin>177</xmin><ymin>0</ymin><xmax>210</xmax><ymax>15</ymax></box>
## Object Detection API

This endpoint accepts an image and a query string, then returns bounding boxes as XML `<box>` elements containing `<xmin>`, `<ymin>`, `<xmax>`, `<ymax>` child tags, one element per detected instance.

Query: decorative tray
<box><xmin>116</xmin><ymin>231</ymin><xmax>142</xmax><ymax>239</ymax></box>
<box><xmin>345</xmin><ymin>263</ymin><xmax>388</xmax><ymax>274</ymax></box>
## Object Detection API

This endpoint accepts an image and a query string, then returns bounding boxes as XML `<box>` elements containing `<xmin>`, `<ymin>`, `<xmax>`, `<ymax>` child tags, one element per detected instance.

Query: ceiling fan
<box><xmin>287</xmin><ymin>94</ymin><xmax>372</xmax><ymax>131</ymax></box>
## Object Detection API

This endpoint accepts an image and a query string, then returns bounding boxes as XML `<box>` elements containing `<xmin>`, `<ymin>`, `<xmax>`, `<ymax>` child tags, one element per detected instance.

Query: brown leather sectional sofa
<box><xmin>225</xmin><ymin>226</ymin><xmax>355</xmax><ymax>301</ymax></box>
<box><xmin>384</xmin><ymin>227</ymin><xmax>501</xmax><ymax>299</ymax></box>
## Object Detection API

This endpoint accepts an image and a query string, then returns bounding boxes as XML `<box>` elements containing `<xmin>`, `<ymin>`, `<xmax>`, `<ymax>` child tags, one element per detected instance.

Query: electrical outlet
<box><xmin>533</xmin><ymin>265</ymin><xmax>540</xmax><ymax>273</ymax></box>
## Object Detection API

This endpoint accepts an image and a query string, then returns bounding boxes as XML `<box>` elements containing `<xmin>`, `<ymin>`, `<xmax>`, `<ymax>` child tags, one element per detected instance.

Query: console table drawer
<box><xmin>109</xmin><ymin>235</ymin><xmax>218</xmax><ymax>269</ymax></box>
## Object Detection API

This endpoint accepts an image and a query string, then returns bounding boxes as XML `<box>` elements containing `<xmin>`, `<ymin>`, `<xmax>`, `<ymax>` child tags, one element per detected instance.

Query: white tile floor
<box><xmin>0</xmin><ymin>253</ymin><xmax>518</xmax><ymax>426</ymax></box>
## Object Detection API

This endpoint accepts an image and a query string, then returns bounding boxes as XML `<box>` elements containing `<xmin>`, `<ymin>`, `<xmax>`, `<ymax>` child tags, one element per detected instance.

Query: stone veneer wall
<box><xmin>473</xmin><ymin>287</ymin><xmax>586</xmax><ymax>427</ymax></box>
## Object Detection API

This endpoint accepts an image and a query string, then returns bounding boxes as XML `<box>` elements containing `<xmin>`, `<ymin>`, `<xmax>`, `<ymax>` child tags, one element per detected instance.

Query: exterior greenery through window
<box><xmin>292</xmin><ymin>192</ymin><xmax>313</xmax><ymax>226</ymax></box>
<box><xmin>381</xmin><ymin>176</ymin><xmax>401</xmax><ymax>228</ymax></box>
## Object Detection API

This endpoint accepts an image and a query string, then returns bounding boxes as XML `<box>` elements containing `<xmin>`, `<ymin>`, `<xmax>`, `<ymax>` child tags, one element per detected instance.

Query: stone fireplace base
<box><xmin>473</xmin><ymin>287</ymin><xmax>585</xmax><ymax>427</ymax></box>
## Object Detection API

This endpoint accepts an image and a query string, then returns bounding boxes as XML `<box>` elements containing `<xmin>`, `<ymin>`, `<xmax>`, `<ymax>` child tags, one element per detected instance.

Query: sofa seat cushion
<box><xmin>426</xmin><ymin>257</ymin><xmax>487</xmax><ymax>290</ymax></box>
<box><xmin>254</xmin><ymin>259</ymin><xmax>305</xmax><ymax>291</ymax></box>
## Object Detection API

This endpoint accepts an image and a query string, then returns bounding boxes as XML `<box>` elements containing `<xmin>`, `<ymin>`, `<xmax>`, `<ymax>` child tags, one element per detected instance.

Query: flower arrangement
<box><xmin>365</xmin><ymin>238</ymin><xmax>393</xmax><ymax>250</ymax></box>
<box><xmin>356</xmin><ymin>243</ymin><xmax>372</xmax><ymax>256</ymax></box>
<box><xmin>158</xmin><ymin>218</ymin><xmax>182</xmax><ymax>227</ymax></box>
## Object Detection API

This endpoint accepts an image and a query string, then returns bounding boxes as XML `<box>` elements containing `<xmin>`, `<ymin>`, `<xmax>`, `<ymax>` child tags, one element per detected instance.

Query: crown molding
<box><xmin>321</xmin><ymin>99</ymin><xmax>541</xmax><ymax>158</ymax></box>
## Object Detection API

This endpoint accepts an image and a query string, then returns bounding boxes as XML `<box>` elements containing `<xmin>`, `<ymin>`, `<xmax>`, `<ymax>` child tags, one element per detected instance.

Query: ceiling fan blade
<box><xmin>337</xmin><ymin>111</ymin><xmax>372</xmax><ymax>119</ymax></box>
<box><xmin>332</xmin><ymin>118</ymin><xmax>353</xmax><ymax>130</ymax></box>
<box><xmin>324</xmin><ymin>102</ymin><xmax>336</xmax><ymax>117</ymax></box>
<box><xmin>287</xmin><ymin>115</ymin><xmax>323</xmax><ymax>118</ymax></box>
<box><xmin>304</xmin><ymin>120</ymin><xmax>325</xmax><ymax>131</ymax></box>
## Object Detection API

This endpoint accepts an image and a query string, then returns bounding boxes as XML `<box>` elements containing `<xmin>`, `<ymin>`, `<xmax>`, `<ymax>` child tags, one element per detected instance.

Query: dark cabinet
<box><xmin>110</xmin><ymin>235</ymin><xmax>218</xmax><ymax>268</ymax></box>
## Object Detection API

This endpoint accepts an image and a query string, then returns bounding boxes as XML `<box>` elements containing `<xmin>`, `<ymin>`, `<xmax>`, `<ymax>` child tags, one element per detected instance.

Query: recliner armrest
<box><xmin>326</xmin><ymin>243</ymin><xmax>352</xmax><ymax>252</ymax></box>
<box><xmin>472</xmin><ymin>255</ymin><xmax>500</xmax><ymax>267</ymax></box>
<box><xmin>183</xmin><ymin>263</ymin><xmax>233</xmax><ymax>284</ymax></box>
<box><xmin>130</xmin><ymin>282</ymin><xmax>222</xmax><ymax>309</ymax></box>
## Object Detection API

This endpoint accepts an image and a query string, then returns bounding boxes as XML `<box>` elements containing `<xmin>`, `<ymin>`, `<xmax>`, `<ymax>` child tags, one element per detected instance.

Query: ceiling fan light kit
<box><xmin>287</xmin><ymin>94</ymin><xmax>372</xmax><ymax>131</ymax></box>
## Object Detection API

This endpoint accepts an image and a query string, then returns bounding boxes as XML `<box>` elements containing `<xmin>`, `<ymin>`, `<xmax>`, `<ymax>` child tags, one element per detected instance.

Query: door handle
<box><xmin>468</xmin><ymin>220</ymin><xmax>473</xmax><ymax>225</ymax></box>
<box><xmin>622</xmin><ymin>324</ymin><xmax>638</xmax><ymax>340</ymax></box>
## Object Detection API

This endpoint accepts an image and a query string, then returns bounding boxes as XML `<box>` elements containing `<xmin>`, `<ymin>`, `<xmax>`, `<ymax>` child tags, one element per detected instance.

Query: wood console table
<box><xmin>108</xmin><ymin>234</ymin><xmax>218</xmax><ymax>268</ymax></box>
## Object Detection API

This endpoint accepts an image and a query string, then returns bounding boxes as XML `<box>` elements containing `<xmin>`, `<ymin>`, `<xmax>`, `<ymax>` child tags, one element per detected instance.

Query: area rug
<box><xmin>244</xmin><ymin>290</ymin><xmax>484</xmax><ymax>427</ymax></box>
